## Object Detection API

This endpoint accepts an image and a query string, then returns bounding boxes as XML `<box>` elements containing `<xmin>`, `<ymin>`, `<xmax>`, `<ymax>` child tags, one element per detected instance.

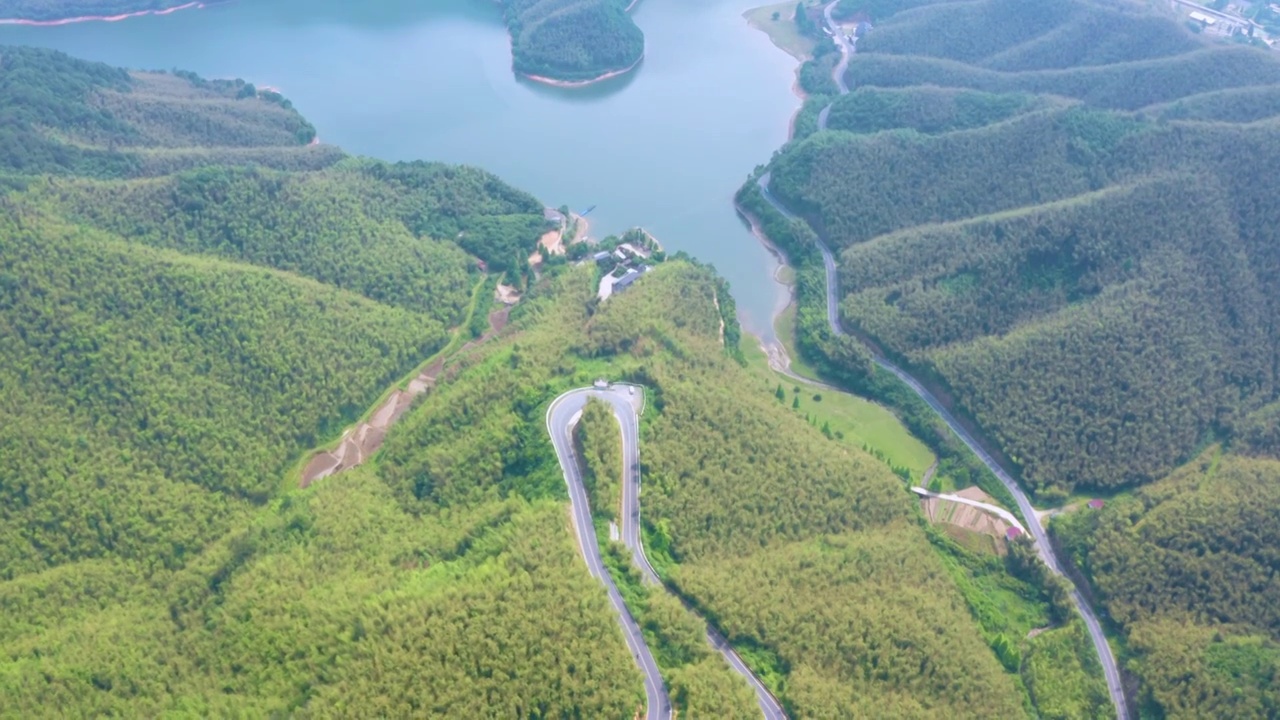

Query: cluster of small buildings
<box><xmin>593</xmin><ymin>243</ymin><xmax>655</xmax><ymax>300</ymax></box>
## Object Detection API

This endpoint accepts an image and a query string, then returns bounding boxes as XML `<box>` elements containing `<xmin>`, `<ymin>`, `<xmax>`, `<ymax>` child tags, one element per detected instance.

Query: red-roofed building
<box><xmin>1088</xmin><ymin>499</ymin><xmax>1105</xmax><ymax>510</ymax></box>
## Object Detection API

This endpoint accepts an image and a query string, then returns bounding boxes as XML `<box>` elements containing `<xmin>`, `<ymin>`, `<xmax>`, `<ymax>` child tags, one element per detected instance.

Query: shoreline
<box><xmin>521</xmin><ymin>53</ymin><xmax>644</xmax><ymax>88</ymax></box>
<box><xmin>740</xmin><ymin>14</ymin><xmax>807</xmax><ymax>336</ymax></box>
<box><xmin>734</xmin><ymin>198</ymin><xmax>792</xmax><ymax>346</ymax></box>
<box><xmin>0</xmin><ymin>0</ymin><xmax>205</xmax><ymax>25</ymax></box>
<box><xmin>570</xmin><ymin>212</ymin><xmax>591</xmax><ymax>243</ymax></box>
<box><xmin>787</xmin><ymin>69</ymin><xmax>808</xmax><ymax>140</ymax></box>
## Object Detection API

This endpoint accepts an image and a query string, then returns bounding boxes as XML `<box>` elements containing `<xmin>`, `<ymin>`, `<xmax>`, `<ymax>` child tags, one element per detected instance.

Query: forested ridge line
<box><xmin>747</xmin><ymin>5</ymin><xmax>1126</xmax><ymax>716</ymax></box>
<box><xmin>753</xmin><ymin>0</ymin><xmax>1280</xmax><ymax>716</ymax></box>
<box><xmin>0</xmin><ymin>45</ymin><xmax>340</xmax><ymax>178</ymax></box>
<box><xmin>772</xmin><ymin>0</ymin><xmax>1280</xmax><ymax>500</ymax></box>
<box><xmin>378</xmin><ymin>261</ymin><xmax>1035</xmax><ymax>718</ymax></box>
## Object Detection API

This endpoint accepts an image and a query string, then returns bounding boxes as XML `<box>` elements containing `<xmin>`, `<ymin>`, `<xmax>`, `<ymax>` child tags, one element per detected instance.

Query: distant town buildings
<box><xmin>1188</xmin><ymin>10</ymin><xmax>1217</xmax><ymax>25</ymax></box>
<box><xmin>1171</xmin><ymin>0</ymin><xmax>1267</xmax><ymax>40</ymax></box>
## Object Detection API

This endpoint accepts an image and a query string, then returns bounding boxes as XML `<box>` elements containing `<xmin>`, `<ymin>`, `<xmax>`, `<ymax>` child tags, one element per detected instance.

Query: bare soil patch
<box><xmin>495</xmin><ymin>284</ymin><xmax>522</xmax><ymax>305</ymax></box>
<box><xmin>489</xmin><ymin>306</ymin><xmax>512</xmax><ymax>333</ymax></box>
<box><xmin>921</xmin><ymin>485</ymin><xmax>1012</xmax><ymax>554</ymax></box>
<box><xmin>299</xmin><ymin>319</ymin><xmax>481</xmax><ymax>488</ymax></box>
<box><xmin>539</xmin><ymin>229</ymin><xmax>565</xmax><ymax>256</ymax></box>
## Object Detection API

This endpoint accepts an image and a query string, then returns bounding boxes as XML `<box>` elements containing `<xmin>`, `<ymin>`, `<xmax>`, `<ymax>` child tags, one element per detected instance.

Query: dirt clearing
<box><xmin>299</xmin><ymin>306</ymin><xmax>511</xmax><ymax>488</ymax></box>
<box><xmin>921</xmin><ymin>486</ymin><xmax>1013</xmax><ymax>554</ymax></box>
<box><xmin>539</xmin><ymin>229</ymin><xmax>565</xmax><ymax>255</ymax></box>
<box><xmin>299</xmin><ymin>363</ymin><xmax>442</xmax><ymax>488</ymax></box>
<box><xmin>495</xmin><ymin>284</ymin><xmax>521</xmax><ymax>305</ymax></box>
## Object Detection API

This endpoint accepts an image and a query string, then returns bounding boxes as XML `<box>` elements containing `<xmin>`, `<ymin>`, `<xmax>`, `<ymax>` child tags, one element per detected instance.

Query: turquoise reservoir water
<box><xmin>0</xmin><ymin>0</ymin><xmax>799</xmax><ymax>337</ymax></box>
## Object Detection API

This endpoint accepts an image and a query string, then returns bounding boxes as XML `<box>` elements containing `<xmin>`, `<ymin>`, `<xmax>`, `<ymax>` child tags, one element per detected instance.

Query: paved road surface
<box><xmin>547</xmin><ymin>388</ymin><xmax>670</xmax><ymax>720</ymax></box>
<box><xmin>909</xmin><ymin>487</ymin><xmax>1026</xmax><ymax>533</ymax></box>
<box><xmin>548</xmin><ymin>385</ymin><xmax>788</xmax><ymax>720</ymax></box>
<box><xmin>756</xmin><ymin>7</ymin><xmax>1132</xmax><ymax>718</ymax></box>
<box><xmin>823</xmin><ymin>0</ymin><xmax>852</xmax><ymax>95</ymax></box>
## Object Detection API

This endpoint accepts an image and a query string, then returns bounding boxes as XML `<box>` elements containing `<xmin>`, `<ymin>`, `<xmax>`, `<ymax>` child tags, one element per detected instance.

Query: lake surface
<box><xmin>0</xmin><ymin>0</ymin><xmax>799</xmax><ymax>338</ymax></box>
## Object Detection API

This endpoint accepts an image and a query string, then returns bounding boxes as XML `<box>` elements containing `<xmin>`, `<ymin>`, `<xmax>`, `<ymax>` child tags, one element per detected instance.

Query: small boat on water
<box><xmin>580</xmin><ymin>205</ymin><xmax>597</xmax><ymax>217</ymax></box>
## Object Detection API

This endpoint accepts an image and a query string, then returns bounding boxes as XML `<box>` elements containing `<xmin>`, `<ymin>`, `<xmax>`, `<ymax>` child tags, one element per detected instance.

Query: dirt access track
<box><xmin>299</xmin><ymin>306</ymin><xmax>511</xmax><ymax>487</ymax></box>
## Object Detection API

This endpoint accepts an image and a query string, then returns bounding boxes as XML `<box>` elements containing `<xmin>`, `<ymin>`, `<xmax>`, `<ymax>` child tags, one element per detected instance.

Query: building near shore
<box><xmin>597</xmin><ymin>264</ymin><xmax>654</xmax><ymax>300</ymax></box>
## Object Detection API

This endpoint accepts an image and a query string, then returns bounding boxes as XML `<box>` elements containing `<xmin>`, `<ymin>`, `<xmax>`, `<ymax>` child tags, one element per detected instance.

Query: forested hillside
<box><xmin>0</xmin><ymin>240</ymin><xmax>1045</xmax><ymax>715</ymax></box>
<box><xmin>0</xmin><ymin>46</ymin><xmax>340</xmax><ymax>177</ymax></box>
<box><xmin>375</xmin><ymin>262</ymin><xmax>1039</xmax><ymax>718</ymax></box>
<box><xmin>0</xmin><ymin>47</ymin><xmax>550</xmax><ymax>580</ymax></box>
<box><xmin>767</xmin><ymin>0</ymin><xmax>1280</xmax><ymax>497</ymax></box>
<box><xmin>0</xmin><ymin>47</ymin><xmax>551</xmax><ymax>568</ymax></box>
<box><xmin>1053</xmin><ymin>450</ymin><xmax>1280</xmax><ymax>718</ymax></box>
<box><xmin>756</xmin><ymin>0</ymin><xmax>1280</xmax><ymax>715</ymax></box>
<box><xmin>498</xmin><ymin>0</ymin><xmax>644</xmax><ymax>82</ymax></box>
<box><xmin>0</xmin><ymin>47</ymin><xmax>667</xmax><ymax>716</ymax></box>
<box><xmin>822</xmin><ymin>86</ymin><xmax>1058</xmax><ymax>135</ymax></box>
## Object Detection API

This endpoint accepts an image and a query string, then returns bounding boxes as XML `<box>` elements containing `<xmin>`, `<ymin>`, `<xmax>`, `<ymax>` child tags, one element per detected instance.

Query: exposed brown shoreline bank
<box><xmin>0</xmin><ymin>0</ymin><xmax>204</xmax><ymax>25</ymax></box>
<box><xmin>521</xmin><ymin>53</ymin><xmax>644</xmax><ymax>88</ymax></box>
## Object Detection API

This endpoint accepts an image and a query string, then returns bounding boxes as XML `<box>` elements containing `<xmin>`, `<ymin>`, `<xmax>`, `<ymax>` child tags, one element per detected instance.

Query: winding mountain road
<box><xmin>823</xmin><ymin>0</ymin><xmax>852</xmax><ymax>94</ymax></box>
<box><xmin>547</xmin><ymin>384</ymin><xmax>788</xmax><ymax>720</ymax></box>
<box><xmin>755</xmin><ymin>5</ymin><xmax>1132</xmax><ymax>718</ymax></box>
<box><xmin>547</xmin><ymin>387</ymin><xmax>669</xmax><ymax>720</ymax></box>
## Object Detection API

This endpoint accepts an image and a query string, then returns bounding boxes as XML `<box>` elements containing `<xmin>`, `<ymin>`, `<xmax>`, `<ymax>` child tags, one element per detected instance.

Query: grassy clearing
<box><xmin>791</xmin><ymin>384</ymin><xmax>936</xmax><ymax>480</ymax></box>
<box><xmin>744</xmin><ymin>2</ymin><xmax>818</xmax><ymax>62</ymax></box>
<box><xmin>773</xmin><ymin>301</ymin><xmax>822</xmax><ymax>379</ymax></box>
<box><xmin>741</xmin><ymin>334</ymin><xmax>937</xmax><ymax>482</ymax></box>
<box><xmin>943</xmin><ymin>523</ymin><xmax>1002</xmax><ymax>557</ymax></box>
<box><xmin>923</xmin><ymin>523</ymin><xmax>1111</xmax><ymax>716</ymax></box>
<box><xmin>1022</xmin><ymin>621</ymin><xmax>1112</xmax><ymax>718</ymax></box>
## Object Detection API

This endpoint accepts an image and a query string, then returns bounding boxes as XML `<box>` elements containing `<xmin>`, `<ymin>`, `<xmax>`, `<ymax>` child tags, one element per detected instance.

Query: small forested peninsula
<box><xmin>498</xmin><ymin>0</ymin><xmax>644</xmax><ymax>83</ymax></box>
<box><xmin>746</xmin><ymin>0</ymin><xmax>1280</xmax><ymax>715</ymax></box>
